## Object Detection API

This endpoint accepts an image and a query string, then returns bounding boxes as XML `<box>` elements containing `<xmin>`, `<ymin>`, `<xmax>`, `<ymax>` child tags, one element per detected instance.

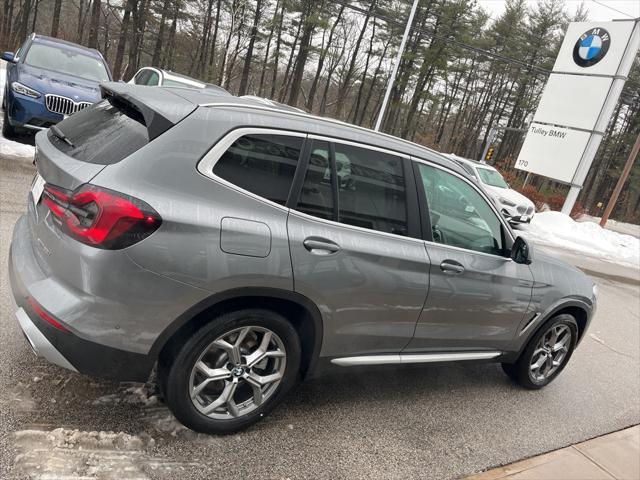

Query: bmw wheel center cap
<box><xmin>573</xmin><ymin>28</ymin><xmax>610</xmax><ymax>67</ymax></box>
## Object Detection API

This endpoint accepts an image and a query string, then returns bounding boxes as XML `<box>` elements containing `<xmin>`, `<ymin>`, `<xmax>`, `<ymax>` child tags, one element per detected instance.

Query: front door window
<box><xmin>417</xmin><ymin>163</ymin><xmax>504</xmax><ymax>256</ymax></box>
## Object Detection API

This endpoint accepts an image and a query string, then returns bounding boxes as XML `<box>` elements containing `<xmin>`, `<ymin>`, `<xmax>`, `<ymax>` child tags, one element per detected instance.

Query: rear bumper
<box><xmin>14</xmin><ymin>306</ymin><xmax>78</xmax><ymax>372</ymax></box>
<box><xmin>8</xmin><ymin>216</ymin><xmax>155</xmax><ymax>381</ymax></box>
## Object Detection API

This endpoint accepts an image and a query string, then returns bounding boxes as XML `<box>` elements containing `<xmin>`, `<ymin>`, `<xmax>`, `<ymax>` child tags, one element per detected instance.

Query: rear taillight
<box><xmin>42</xmin><ymin>183</ymin><xmax>161</xmax><ymax>249</ymax></box>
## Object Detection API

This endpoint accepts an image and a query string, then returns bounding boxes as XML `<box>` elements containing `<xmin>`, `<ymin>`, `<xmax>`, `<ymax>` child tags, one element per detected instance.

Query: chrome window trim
<box><xmin>198</xmin><ymin>103</ymin><xmax>449</xmax><ymax>163</ymax></box>
<box><xmin>196</xmin><ymin>127</ymin><xmax>307</xmax><ymax>212</ymax></box>
<box><xmin>308</xmin><ymin>134</ymin><xmax>409</xmax><ymax>159</ymax></box>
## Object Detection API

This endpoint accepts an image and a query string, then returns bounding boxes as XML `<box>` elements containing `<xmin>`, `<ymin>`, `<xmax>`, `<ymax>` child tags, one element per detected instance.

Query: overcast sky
<box><xmin>477</xmin><ymin>0</ymin><xmax>640</xmax><ymax>21</ymax></box>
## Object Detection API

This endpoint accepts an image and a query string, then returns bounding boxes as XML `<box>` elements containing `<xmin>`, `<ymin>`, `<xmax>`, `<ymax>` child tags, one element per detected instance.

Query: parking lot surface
<box><xmin>1</xmin><ymin>151</ymin><xmax>638</xmax><ymax>479</ymax></box>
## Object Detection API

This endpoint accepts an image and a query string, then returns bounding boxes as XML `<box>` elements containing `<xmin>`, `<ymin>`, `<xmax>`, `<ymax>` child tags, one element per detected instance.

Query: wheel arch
<box><xmin>150</xmin><ymin>287</ymin><xmax>324</xmax><ymax>380</ymax></box>
<box><xmin>506</xmin><ymin>299</ymin><xmax>592</xmax><ymax>364</ymax></box>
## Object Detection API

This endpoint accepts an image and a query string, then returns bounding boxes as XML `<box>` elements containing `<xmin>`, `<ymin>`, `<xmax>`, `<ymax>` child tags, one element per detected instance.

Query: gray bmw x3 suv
<box><xmin>9</xmin><ymin>83</ymin><xmax>596</xmax><ymax>434</ymax></box>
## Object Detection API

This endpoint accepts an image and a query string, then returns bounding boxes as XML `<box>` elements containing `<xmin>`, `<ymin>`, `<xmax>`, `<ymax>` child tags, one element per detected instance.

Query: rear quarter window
<box><xmin>212</xmin><ymin>134</ymin><xmax>303</xmax><ymax>206</ymax></box>
<box><xmin>49</xmin><ymin>99</ymin><xmax>149</xmax><ymax>165</ymax></box>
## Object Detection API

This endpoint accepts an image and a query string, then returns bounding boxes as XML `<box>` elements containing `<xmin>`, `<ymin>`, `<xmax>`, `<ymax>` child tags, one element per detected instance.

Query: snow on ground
<box><xmin>519</xmin><ymin>211</ymin><xmax>640</xmax><ymax>269</ymax></box>
<box><xmin>12</xmin><ymin>427</ymin><xmax>197</xmax><ymax>479</ymax></box>
<box><xmin>579</xmin><ymin>214</ymin><xmax>640</xmax><ymax>239</ymax></box>
<box><xmin>0</xmin><ymin>63</ymin><xmax>36</xmax><ymax>158</ymax></box>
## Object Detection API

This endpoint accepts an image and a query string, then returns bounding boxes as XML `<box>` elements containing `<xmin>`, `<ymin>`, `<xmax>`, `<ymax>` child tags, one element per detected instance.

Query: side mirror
<box><xmin>1</xmin><ymin>51</ymin><xmax>15</xmax><ymax>63</ymax></box>
<box><xmin>511</xmin><ymin>236</ymin><xmax>532</xmax><ymax>264</ymax></box>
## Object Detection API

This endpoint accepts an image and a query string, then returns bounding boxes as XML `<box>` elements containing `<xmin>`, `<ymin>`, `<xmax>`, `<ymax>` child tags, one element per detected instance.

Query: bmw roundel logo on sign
<box><xmin>573</xmin><ymin>28</ymin><xmax>610</xmax><ymax>67</ymax></box>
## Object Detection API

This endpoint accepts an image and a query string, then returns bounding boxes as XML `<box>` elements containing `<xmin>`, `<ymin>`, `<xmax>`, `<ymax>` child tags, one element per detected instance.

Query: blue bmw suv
<box><xmin>2</xmin><ymin>33</ymin><xmax>111</xmax><ymax>137</ymax></box>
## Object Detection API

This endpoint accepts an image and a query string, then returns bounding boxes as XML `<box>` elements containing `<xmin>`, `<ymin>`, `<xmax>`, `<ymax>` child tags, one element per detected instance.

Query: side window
<box><xmin>134</xmin><ymin>70</ymin><xmax>150</xmax><ymax>85</ymax></box>
<box><xmin>297</xmin><ymin>140</ymin><xmax>334</xmax><ymax>220</ymax></box>
<box><xmin>335</xmin><ymin>143</ymin><xmax>407</xmax><ymax>236</ymax></box>
<box><xmin>146</xmin><ymin>71</ymin><xmax>160</xmax><ymax>86</ymax></box>
<box><xmin>213</xmin><ymin>134</ymin><xmax>302</xmax><ymax>206</ymax></box>
<box><xmin>417</xmin><ymin>163</ymin><xmax>504</xmax><ymax>256</ymax></box>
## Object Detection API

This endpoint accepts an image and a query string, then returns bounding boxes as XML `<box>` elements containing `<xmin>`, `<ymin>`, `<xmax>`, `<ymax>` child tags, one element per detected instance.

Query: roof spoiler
<box><xmin>100</xmin><ymin>82</ymin><xmax>197</xmax><ymax>141</ymax></box>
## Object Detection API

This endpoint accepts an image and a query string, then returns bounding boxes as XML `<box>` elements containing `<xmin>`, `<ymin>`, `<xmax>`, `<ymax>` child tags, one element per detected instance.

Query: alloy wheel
<box><xmin>189</xmin><ymin>326</ymin><xmax>287</xmax><ymax>419</ymax></box>
<box><xmin>529</xmin><ymin>324</ymin><xmax>572</xmax><ymax>383</ymax></box>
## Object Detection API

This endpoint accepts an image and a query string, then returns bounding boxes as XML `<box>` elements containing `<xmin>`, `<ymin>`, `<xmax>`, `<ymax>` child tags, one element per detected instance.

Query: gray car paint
<box><xmin>10</xmin><ymin>87</ymin><xmax>596</xmax><ymax>380</ymax></box>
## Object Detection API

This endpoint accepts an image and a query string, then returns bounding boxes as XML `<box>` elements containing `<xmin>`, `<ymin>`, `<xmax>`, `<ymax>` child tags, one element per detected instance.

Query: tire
<box><xmin>2</xmin><ymin>108</ymin><xmax>17</xmax><ymax>139</ymax></box>
<box><xmin>159</xmin><ymin>308</ymin><xmax>301</xmax><ymax>434</ymax></box>
<box><xmin>502</xmin><ymin>314</ymin><xmax>578</xmax><ymax>389</ymax></box>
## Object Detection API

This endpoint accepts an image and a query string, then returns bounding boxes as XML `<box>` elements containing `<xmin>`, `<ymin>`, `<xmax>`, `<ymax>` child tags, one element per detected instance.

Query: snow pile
<box><xmin>519</xmin><ymin>211</ymin><xmax>640</xmax><ymax>269</ymax></box>
<box><xmin>0</xmin><ymin>63</ymin><xmax>36</xmax><ymax>158</ymax></box>
<box><xmin>579</xmin><ymin>214</ymin><xmax>640</xmax><ymax>238</ymax></box>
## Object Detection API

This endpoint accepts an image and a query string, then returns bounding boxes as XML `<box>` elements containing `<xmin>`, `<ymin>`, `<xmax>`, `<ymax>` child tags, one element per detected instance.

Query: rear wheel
<box><xmin>159</xmin><ymin>309</ymin><xmax>301</xmax><ymax>434</ymax></box>
<box><xmin>502</xmin><ymin>314</ymin><xmax>578</xmax><ymax>389</ymax></box>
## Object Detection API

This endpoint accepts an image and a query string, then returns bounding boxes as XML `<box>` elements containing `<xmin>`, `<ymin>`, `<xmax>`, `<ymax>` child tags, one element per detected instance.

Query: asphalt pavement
<box><xmin>1</xmin><ymin>150</ymin><xmax>638</xmax><ymax>480</ymax></box>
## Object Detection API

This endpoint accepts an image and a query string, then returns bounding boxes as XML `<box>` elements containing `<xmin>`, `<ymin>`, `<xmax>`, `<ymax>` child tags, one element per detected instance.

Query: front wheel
<box><xmin>502</xmin><ymin>314</ymin><xmax>578</xmax><ymax>389</ymax></box>
<box><xmin>159</xmin><ymin>309</ymin><xmax>301</xmax><ymax>434</ymax></box>
<box><xmin>2</xmin><ymin>107</ymin><xmax>17</xmax><ymax>139</ymax></box>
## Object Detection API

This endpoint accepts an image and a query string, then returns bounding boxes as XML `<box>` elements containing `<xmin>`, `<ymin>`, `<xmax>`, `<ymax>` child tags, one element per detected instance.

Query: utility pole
<box><xmin>599</xmin><ymin>132</ymin><xmax>640</xmax><ymax>227</ymax></box>
<box><xmin>374</xmin><ymin>0</ymin><xmax>419</xmax><ymax>132</ymax></box>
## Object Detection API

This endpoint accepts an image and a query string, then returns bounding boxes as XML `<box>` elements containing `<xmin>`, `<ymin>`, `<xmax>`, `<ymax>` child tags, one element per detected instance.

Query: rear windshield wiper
<box><xmin>50</xmin><ymin>125</ymin><xmax>74</xmax><ymax>148</ymax></box>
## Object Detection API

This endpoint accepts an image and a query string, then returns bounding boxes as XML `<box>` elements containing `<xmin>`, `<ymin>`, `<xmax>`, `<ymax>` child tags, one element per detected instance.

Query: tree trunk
<box><xmin>257</xmin><ymin>0</ymin><xmax>280</xmax><ymax>96</ymax></box>
<box><xmin>77</xmin><ymin>0</ymin><xmax>87</xmax><ymax>43</ymax></box>
<box><xmin>88</xmin><ymin>0</ymin><xmax>101</xmax><ymax>48</ymax></box>
<box><xmin>223</xmin><ymin>1</ymin><xmax>246</xmax><ymax>90</ymax></box>
<box><xmin>278</xmin><ymin>11</ymin><xmax>303</xmax><ymax>102</ymax></box>
<box><xmin>50</xmin><ymin>0</ymin><xmax>62</xmax><ymax>37</ymax></box>
<box><xmin>18</xmin><ymin>0</ymin><xmax>32</xmax><ymax>41</ymax></box>
<box><xmin>164</xmin><ymin>0</ymin><xmax>179</xmax><ymax>69</ymax></box>
<box><xmin>112</xmin><ymin>0</ymin><xmax>134</xmax><ymax>80</ymax></box>
<box><xmin>196</xmin><ymin>0</ymin><xmax>214</xmax><ymax>76</ymax></box>
<box><xmin>358</xmin><ymin>35</ymin><xmax>390</xmax><ymax>126</ymax></box>
<box><xmin>30</xmin><ymin>0</ymin><xmax>39</xmax><ymax>34</ymax></box>
<box><xmin>125</xmin><ymin>0</ymin><xmax>147</xmax><ymax>80</ymax></box>
<box><xmin>305</xmin><ymin>4</ymin><xmax>344</xmax><ymax>112</ymax></box>
<box><xmin>334</xmin><ymin>0</ymin><xmax>374</xmax><ymax>118</ymax></box>
<box><xmin>207</xmin><ymin>0</ymin><xmax>222</xmax><ymax>79</ymax></box>
<box><xmin>238</xmin><ymin>0</ymin><xmax>263</xmax><ymax>95</ymax></box>
<box><xmin>351</xmin><ymin>16</ymin><xmax>376</xmax><ymax>124</ymax></box>
<box><xmin>269</xmin><ymin>0</ymin><xmax>286</xmax><ymax>99</ymax></box>
<box><xmin>217</xmin><ymin>0</ymin><xmax>237</xmax><ymax>86</ymax></box>
<box><xmin>151</xmin><ymin>0</ymin><xmax>171</xmax><ymax>66</ymax></box>
<box><xmin>287</xmin><ymin>0</ymin><xmax>318</xmax><ymax>106</ymax></box>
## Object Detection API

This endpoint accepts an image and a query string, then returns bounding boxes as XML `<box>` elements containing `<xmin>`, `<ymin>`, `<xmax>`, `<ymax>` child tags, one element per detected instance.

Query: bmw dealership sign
<box><xmin>516</xmin><ymin>20</ymin><xmax>639</xmax><ymax>200</ymax></box>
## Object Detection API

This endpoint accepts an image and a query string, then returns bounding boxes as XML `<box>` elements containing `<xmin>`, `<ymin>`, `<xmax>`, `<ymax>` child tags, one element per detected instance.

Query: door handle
<box><xmin>303</xmin><ymin>238</ymin><xmax>340</xmax><ymax>254</ymax></box>
<box><xmin>440</xmin><ymin>259</ymin><xmax>465</xmax><ymax>274</ymax></box>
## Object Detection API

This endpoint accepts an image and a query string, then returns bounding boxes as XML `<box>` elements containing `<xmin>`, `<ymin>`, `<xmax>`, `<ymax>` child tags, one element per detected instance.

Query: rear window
<box><xmin>49</xmin><ymin>99</ymin><xmax>149</xmax><ymax>165</ymax></box>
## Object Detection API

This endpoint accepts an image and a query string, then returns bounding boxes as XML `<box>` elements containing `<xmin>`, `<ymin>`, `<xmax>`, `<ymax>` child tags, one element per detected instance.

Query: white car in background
<box><xmin>129</xmin><ymin>67</ymin><xmax>231</xmax><ymax>96</ymax></box>
<box><xmin>447</xmin><ymin>154</ymin><xmax>536</xmax><ymax>224</ymax></box>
